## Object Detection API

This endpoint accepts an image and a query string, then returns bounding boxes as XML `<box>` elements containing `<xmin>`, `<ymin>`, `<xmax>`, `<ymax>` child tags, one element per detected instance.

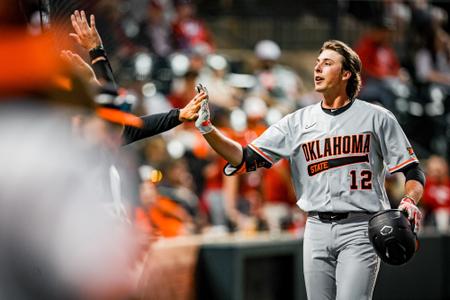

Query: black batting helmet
<box><xmin>368</xmin><ymin>209</ymin><xmax>418</xmax><ymax>266</ymax></box>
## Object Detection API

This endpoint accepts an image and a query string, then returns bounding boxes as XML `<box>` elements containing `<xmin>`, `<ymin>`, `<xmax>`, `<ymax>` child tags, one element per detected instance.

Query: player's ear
<box><xmin>341</xmin><ymin>70</ymin><xmax>351</xmax><ymax>81</ymax></box>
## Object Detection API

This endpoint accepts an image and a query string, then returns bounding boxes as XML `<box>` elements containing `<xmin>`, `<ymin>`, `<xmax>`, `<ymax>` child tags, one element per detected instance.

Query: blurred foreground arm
<box><xmin>70</xmin><ymin>10</ymin><xmax>116</xmax><ymax>87</ymax></box>
<box><xmin>61</xmin><ymin>50</ymin><xmax>100</xmax><ymax>85</ymax></box>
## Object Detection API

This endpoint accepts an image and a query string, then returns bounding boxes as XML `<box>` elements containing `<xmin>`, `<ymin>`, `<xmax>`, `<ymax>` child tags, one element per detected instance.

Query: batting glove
<box><xmin>398</xmin><ymin>196</ymin><xmax>422</xmax><ymax>233</ymax></box>
<box><xmin>194</xmin><ymin>84</ymin><xmax>213</xmax><ymax>135</ymax></box>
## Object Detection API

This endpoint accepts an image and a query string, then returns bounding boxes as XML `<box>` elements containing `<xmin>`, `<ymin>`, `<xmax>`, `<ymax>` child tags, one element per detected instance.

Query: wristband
<box><xmin>402</xmin><ymin>195</ymin><xmax>417</xmax><ymax>205</ymax></box>
<box><xmin>89</xmin><ymin>45</ymin><xmax>106</xmax><ymax>63</ymax></box>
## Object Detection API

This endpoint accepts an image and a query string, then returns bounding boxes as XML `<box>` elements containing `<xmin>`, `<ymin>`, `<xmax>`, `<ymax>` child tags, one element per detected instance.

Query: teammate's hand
<box><xmin>60</xmin><ymin>50</ymin><xmax>100</xmax><ymax>85</ymax></box>
<box><xmin>194</xmin><ymin>84</ymin><xmax>213</xmax><ymax>134</ymax></box>
<box><xmin>178</xmin><ymin>90</ymin><xmax>207</xmax><ymax>122</ymax></box>
<box><xmin>398</xmin><ymin>197</ymin><xmax>422</xmax><ymax>233</ymax></box>
<box><xmin>70</xmin><ymin>10</ymin><xmax>102</xmax><ymax>51</ymax></box>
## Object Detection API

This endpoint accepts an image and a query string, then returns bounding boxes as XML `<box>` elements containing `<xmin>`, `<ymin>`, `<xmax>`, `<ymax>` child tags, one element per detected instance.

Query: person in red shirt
<box><xmin>171</xmin><ymin>0</ymin><xmax>214</xmax><ymax>53</ymax></box>
<box><xmin>354</xmin><ymin>18</ymin><xmax>407</xmax><ymax>111</ymax></box>
<box><xmin>355</xmin><ymin>23</ymin><xmax>400</xmax><ymax>80</ymax></box>
<box><xmin>422</xmin><ymin>155</ymin><xmax>450</xmax><ymax>233</ymax></box>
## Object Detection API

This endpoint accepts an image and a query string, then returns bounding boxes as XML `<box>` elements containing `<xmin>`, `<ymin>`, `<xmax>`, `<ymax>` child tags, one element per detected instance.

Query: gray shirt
<box><xmin>250</xmin><ymin>99</ymin><xmax>418</xmax><ymax>213</ymax></box>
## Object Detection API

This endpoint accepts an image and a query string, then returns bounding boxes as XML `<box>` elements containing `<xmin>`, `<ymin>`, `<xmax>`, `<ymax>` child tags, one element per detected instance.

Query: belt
<box><xmin>311</xmin><ymin>212</ymin><xmax>349</xmax><ymax>221</ymax></box>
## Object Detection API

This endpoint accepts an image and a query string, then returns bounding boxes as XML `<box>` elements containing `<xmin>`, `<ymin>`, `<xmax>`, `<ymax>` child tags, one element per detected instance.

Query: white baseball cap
<box><xmin>243</xmin><ymin>96</ymin><xmax>268</xmax><ymax>119</ymax></box>
<box><xmin>254</xmin><ymin>40</ymin><xmax>281</xmax><ymax>61</ymax></box>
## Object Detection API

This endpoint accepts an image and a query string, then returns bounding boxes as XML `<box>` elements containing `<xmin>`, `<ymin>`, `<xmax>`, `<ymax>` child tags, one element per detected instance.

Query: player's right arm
<box><xmin>203</xmin><ymin>128</ymin><xmax>244</xmax><ymax>167</ymax></box>
<box><xmin>195</xmin><ymin>84</ymin><xmax>291</xmax><ymax>174</ymax></box>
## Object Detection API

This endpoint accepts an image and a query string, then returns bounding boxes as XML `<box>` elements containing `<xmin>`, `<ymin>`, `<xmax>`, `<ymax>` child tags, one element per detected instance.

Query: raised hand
<box><xmin>194</xmin><ymin>84</ymin><xmax>213</xmax><ymax>134</ymax></box>
<box><xmin>70</xmin><ymin>10</ymin><xmax>102</xmax><ymax>51</ymax></box>
<box><xmin>178</xmin><ymin>89</ymin><xmax>208</xmax><ymax>122</ymax></box>
<box><xmin>61</xmin><ymin>50</ymin><xmax>99</xmax><ymax>85</ymax></box>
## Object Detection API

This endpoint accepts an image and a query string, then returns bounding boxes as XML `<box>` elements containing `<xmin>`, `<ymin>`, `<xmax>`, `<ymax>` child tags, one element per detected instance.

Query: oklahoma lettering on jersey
<box><xmin>301</xmin><ymin>134</ymin><xmax>371</xmax><ymax>176</ymax></box>
<box><xmin>244</xmin><ymin>100</ymin><xmax>419</xmax><ymax>212</ymax></box>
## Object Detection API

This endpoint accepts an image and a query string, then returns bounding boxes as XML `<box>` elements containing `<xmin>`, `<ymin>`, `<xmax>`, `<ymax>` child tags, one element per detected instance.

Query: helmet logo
<box><xmin>380</xmin><ymin>225</ymin><xmax>393</xmax><ymax>236</ymax></box>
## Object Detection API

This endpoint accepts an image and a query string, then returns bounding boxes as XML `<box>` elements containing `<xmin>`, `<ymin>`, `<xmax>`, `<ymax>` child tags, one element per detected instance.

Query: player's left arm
<box><xmin>396</xmin><ymin>163</ymin><xmax>425</xmax><ymax>233</ymax></box>
<box><xmin>376</xmin><ymin>110</ymin><xmax>424</xmax><ymax>232</ymax></box>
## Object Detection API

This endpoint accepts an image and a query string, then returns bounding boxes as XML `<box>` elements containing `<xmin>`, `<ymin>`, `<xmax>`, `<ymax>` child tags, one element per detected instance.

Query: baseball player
<box><xmin>194</xmin><ymin>40</ymin><xmax>425</xmax><ymax>300</ymax></box>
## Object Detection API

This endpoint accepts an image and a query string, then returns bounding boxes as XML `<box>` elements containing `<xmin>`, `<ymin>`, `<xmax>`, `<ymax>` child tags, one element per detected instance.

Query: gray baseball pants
<box><xmin>303</xmin><ymin>212</ymin><xmax>380</xmax><ymax>300</ymax></box>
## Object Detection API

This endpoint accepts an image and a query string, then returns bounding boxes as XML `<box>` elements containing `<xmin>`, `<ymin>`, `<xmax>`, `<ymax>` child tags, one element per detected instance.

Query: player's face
<box><xmin>314</xmin><ymin>49</ymin><xmax>347</xmax><ymax>94</ymax></box>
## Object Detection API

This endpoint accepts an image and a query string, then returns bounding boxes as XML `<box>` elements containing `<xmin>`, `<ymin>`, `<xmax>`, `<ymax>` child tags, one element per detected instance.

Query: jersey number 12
<box><xmin>349</xmin><ymin>170</ymin><xmax>372</xmax><ymax>190</ymax></box>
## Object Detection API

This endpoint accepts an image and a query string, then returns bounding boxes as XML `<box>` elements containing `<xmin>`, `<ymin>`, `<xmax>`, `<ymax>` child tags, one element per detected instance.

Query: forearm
<box><xmin>89</xmin><ymin>46</ymin><xmax>117</xmax><ymax>88</ymax></box>
<box><xmin>403</xmin><ymin>180</ymin><xmax>424</xmax><ymax>204</ymax></box>
<box><xmin>122</xmin><ymin>109</ymin><xmax>182</xmax><ymax>145</ymax></box>
<box><xmin>203</xmin><ymin>127</ymin><xmax>243</xmax><ymax>166</ymax></box>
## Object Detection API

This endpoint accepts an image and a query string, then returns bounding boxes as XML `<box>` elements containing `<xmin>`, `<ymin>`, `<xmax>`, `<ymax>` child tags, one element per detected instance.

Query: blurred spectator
<box><xmin>198</xmin><ymin>54</ymin><xmax>239</xmax><ymax>108</ymax></box>
<box><xmin>252</xmin><ymin>40</ymin><xmax>303</xmax><ymax>114</ymax></box>
<box><xmin>199</xmin><ymin>109</ymin><xmax>235</xmax><ymax>229</ymax></box>
<box><xmin>348</xmin><ymin>0</ymin><xmax>411</xmax><ymax>48</ymax></box>
<box><xmin>262</xmin><ymin>159</ymin><xmax>297</xmax><ymax>234</ymax></box>
<box><xmin>171</xmin><ymin>0</ymin><xmax>214</xmax><ymax>53</ymax></box>
<box><xmin>143</xmin><ymin>136</ymin><xmax>171</xmax><ymax>170</ymax></box>
<box><xmin>158</xmin><ymin>158</ymin><xmax>198</xmax><ymax>232</ymax></box>
<box><xmin>201</xmin><ymin>151</ymin><xmax>229</xmax><ymax>229</ymax></box>
<box><xmin>135</xmin><ymin>178</ymin><xmax>157</xmax><ymax>237</ymax></box>
<box><xmin>93</xmin><ymin>0</ymin><xmax>126</xmax><ymax>56</ymax></box>
<box><xmin>137</xmin><ymin>0</ymin><xmax>174</xmax><ymax>58</ymax></box>
<box><xmin>169</xmin><ymin>69</ymin><xmax>198</xmax><ymax>108</ymax></box>
<box><xmin>422</xmin><ymin>155</ymin><xmax>450</xmax><ymax>233</ymax></box>
<box><xmin>355</xmin><ymin>18</ymin><xmax>409</xmax><ymax>111</ymax></box>
<box><xmin>241</xmin><ymin>97</ymin><xmax>288</xmax><ymax>233</ymax></box>
<box><xmin>222</xmin><ymin>97</ymin><xmax>271</xmax><ymax>232</ymax></box>
<box><xmin>414</xmin><ymin>28</ymin><xmax>450</xmax><ymax>88</ymax></box>
<box><xmin>132</xmin><ymin>0</ymin><xmax>174</xmax><ymax>94</ymax></box>
<box><xmin>140</xmin><ymin>82</ymin><xmax>173</xmax><ymax>115</ymax></box>
<box><xmin>407</xmin><ymin>0</ymin><xmax>448</xmax><ymax>69</ymax></box>
<box><xmin>410</xmin><ymin>0</ymin><xmax>448</xmax><ymax>37</ymax></box>
<box><xmin>134</xmin><ymin>169</ymin><xmax>192</xmax><ymax>237</ymax></box>
<box><xmin>188</xmin><ymin>43</ymin><xmax>210</xmax><ymax>76</ymax></box>
<box><xmin>411</xmin><ymin>27</ymin><xmax>450</xmax><ymax>157</ymax></box>
<box><xmin>380</xmin><ymin>0</ymin><xmax>412</xmax><ymax>57</ymax></box>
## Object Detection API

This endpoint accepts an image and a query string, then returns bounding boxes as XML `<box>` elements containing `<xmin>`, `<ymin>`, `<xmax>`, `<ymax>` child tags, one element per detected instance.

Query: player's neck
<box><xmin>321</xmin><ymin>94</ymin><xmax>350</xmax><ymax>109</ymax></box>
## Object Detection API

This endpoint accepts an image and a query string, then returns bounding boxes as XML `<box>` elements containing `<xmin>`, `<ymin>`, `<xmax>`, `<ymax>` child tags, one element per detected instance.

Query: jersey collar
<box><xmin>321</xmin><ymin>99</ymin><xmax>355</xmax><ymax>116</ymax></box>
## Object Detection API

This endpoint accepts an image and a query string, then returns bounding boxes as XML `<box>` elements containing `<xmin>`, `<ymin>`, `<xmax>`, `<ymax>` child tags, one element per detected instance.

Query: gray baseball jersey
<box><xmin>249</xmin><ymin>99</ymin><xmax>418</xmax><ymax>213</ymax></box>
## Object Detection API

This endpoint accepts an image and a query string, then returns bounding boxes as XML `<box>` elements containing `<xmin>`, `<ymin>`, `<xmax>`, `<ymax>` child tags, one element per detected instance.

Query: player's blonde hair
<box><xmin>320</xmin><ymin>40</ymin><xmax>362</xmax><ymax>100</ymax></box>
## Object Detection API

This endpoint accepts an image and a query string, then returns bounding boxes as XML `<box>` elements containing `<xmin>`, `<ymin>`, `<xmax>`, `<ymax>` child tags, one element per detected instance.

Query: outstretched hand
<box><xmin>194</xmin><ymin>84</ymin><xmax>214</xmax><ymax>134</ymax></box>
<box><xmin>70</xmin><ymin>10</ymin><xmax>102</xmax><ymax>51</ymax></box>
<box><xmin>178</xmin><ymin>89</ymin><xmax>208</xmax><ymax>122</ymax></box>
<box><xmin>61</xmin><ymin>50</ymin><xmax>99</xmax><ymax>85</ymax></box>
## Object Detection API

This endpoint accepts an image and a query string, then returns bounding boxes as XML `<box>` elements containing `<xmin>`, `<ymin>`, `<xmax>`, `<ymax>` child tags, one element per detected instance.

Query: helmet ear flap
<box><xmin>384</xmin><ymin>239</ymin><xmax>407</xmax><ymax>262</ymax></box>
<box><xmin>368</xmin><ymin>209</ymin><xmax>418</xmax><ymax>266</ymax></box>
